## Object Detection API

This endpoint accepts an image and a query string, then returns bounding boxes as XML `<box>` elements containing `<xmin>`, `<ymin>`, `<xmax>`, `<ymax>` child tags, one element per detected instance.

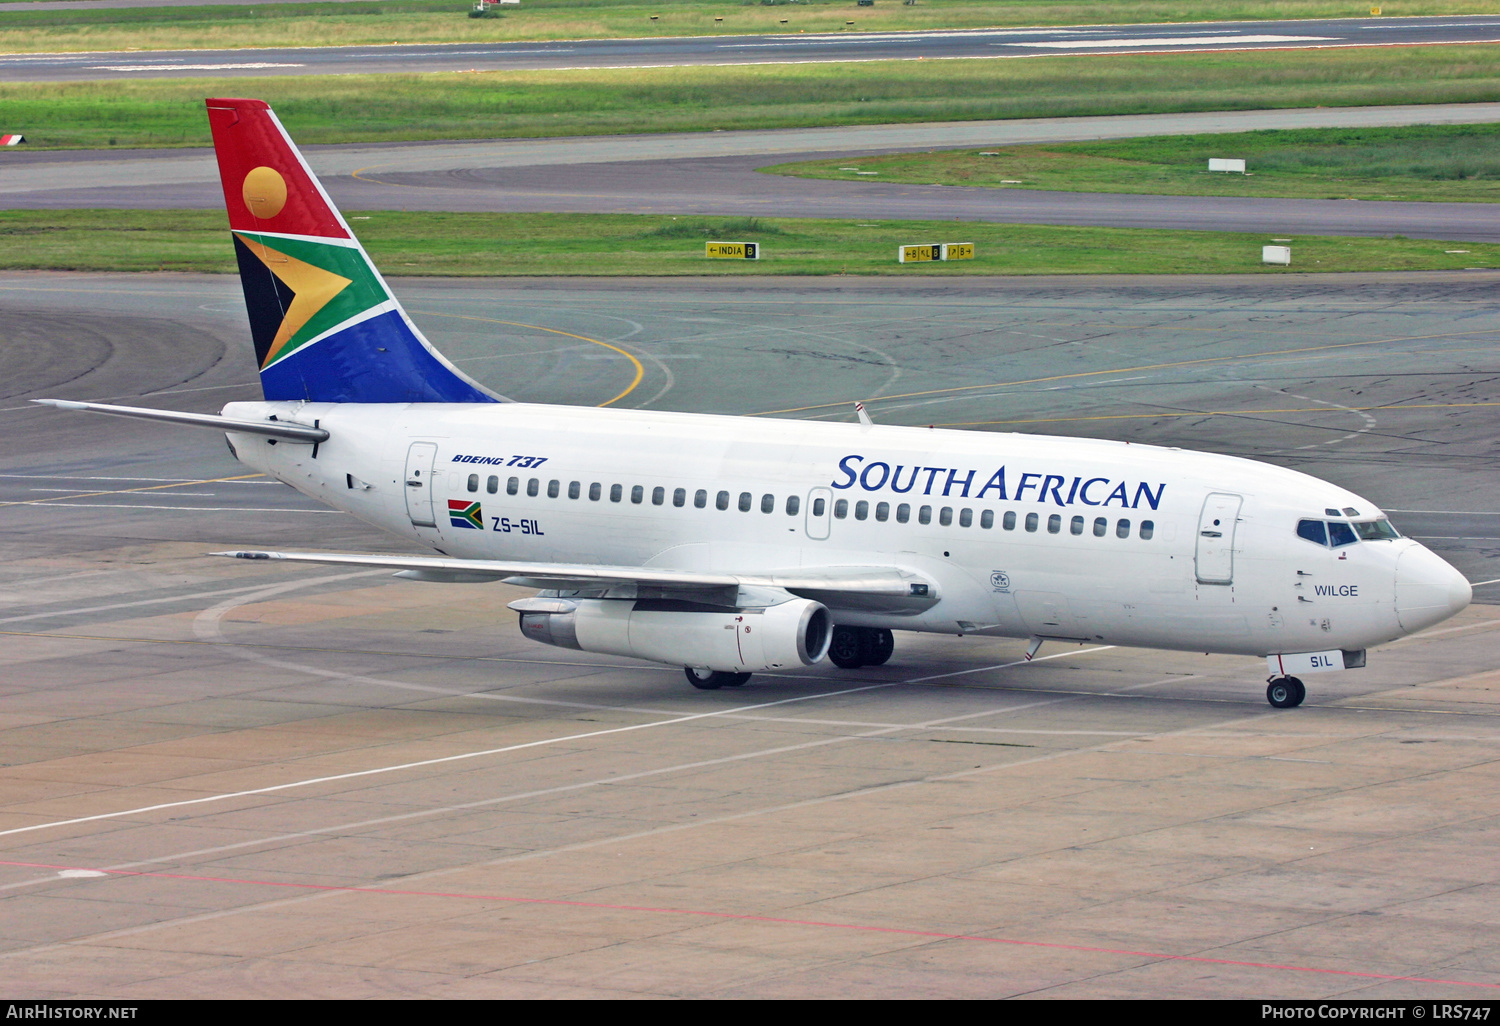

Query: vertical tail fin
<box><xmin>206</xmin><ymin>98</ymin><xmax>501</xmax><ymax>404</ymax></box>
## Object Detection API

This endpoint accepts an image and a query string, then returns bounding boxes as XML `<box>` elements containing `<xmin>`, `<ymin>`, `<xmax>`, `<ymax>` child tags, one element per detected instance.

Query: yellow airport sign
<box><xmin>898</xmin><ymin>243</ymin><xmax>975</xmax><ymax>263</ymax></box>
<box><xmin>706</xmin><ymin>241</ymin><xmax>760</xmax><ymax>260</ymax></box>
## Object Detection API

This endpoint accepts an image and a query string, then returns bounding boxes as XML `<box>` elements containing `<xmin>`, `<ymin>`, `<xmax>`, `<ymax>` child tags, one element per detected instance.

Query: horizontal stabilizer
<box><xmin>32</xmin><ymin>399</ymin><xmax>328</xmax><ymax>442</ymax></box>
<box><xmin>214</xmin><ymin>550</ymin><xmax>939</xmax><ymax>611</ymax></box>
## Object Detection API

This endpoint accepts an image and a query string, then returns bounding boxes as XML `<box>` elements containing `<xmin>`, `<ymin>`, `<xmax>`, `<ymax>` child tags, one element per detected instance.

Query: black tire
<box><xmin>865</xmin><ymin>628</ymin><xmax>895</xmax><ymax>667</ymax></box>
<box><xmin>1266</xmin><ymin>676</ymin><xmax>1306</xmax><ymax>708</ymax></box>
<box><xmin>724</xmin><ymin>672</ymin><xmax>752</xmax><ymax>687</ymax></box>
<box><xmin>828</xmin><ymin>625</ymin><xmax>866</xmax><ymax>669</ymax></box>
<box><xmin>685</xmin><ymin>666</ymin><xmax>727</xmax><ymax>690</ymax></box>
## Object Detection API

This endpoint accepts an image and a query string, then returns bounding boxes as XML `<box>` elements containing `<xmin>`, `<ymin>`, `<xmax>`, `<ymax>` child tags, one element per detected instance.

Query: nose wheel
<box><xmin>1266</xmin><ymin>675</ymin><xmax>1306</xmax><ymax>708</ymax></box>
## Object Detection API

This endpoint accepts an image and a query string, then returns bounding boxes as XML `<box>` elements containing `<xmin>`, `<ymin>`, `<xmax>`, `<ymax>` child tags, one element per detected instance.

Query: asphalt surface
<box><xmin>2</xmin><ymin>271</ymin><xmax>1499</xmax><ymax>997</ymax></box>
<box><xmin>9</xmin><ymin>105</ymin><xmax>1500</xmax><ymax>243</ymax></box>
<box><xmin>1</xmin><ymin>14</ymin><xmax>1498</xmax><ymax>81</ymax></box>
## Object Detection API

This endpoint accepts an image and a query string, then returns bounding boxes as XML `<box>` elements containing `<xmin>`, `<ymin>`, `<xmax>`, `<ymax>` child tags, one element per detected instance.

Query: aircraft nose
<box><xmin>1395</xmin><ymin>545</ymin><xmax>1472</xmax><ymax>632</ymax></box>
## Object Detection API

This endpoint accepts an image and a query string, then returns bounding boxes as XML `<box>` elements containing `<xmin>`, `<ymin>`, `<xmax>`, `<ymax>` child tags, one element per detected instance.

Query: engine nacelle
<box><xmin>514</xmin><ymin>597</ymin><xmax>832</xmax><ymax>672</ymax></box>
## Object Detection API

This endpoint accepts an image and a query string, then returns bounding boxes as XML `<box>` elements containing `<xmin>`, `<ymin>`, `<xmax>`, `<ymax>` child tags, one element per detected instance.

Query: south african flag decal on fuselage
<box><xmin>448</xmin><ymin>499</ymin><xmax>483</xmax><ymax>530</ymax></box>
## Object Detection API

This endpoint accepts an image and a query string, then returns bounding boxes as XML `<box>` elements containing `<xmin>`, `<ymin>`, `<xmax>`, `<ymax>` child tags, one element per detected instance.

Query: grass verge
<box><xmin>4</xmin><ymin>45</ymin><xmax>1500</xmax><ymax>150</ymax></box>
<box><xmin>769</xmin><ymin>123</ymin><xmax>1500</xmax><ymax>203</ymax></box>
<box><xmin>0</xmin><ymin>1</ymin><xmax>1493</xmax><ymax>53</ymax></box>
<box><xmin>3</xmin><ymin>210</ymin><xmax>1495</xmax><ymax>276</ymax></box>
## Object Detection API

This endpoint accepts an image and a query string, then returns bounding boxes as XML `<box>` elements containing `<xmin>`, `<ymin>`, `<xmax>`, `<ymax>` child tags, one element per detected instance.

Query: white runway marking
<box><xmin>1009</xmin><ymin>35</ymin><xmax>1334</xmax><ymax>49</ymax></box>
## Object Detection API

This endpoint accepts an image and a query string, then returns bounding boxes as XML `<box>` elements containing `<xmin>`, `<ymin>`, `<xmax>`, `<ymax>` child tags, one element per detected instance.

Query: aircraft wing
<box><xmin>214</xmin><ymin>550</ymin><xmax>939</xmax><ymax>613</ymax></box>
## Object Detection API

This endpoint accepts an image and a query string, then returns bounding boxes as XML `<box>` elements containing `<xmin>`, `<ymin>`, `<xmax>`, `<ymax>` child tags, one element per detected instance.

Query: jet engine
<box><xmin>511</xmin><ymin>596</ymin><xmax>832</xmax><ymax>672</ymax></box>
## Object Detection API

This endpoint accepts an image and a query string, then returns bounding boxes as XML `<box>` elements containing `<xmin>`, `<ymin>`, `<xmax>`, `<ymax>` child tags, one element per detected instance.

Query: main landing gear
<box><xmin>684</xmin><ymin>667</ymin><xmax>752</xmax><ymax>690</ymax></box>
<box><xmin>1266</xmin><ymin>675</ymin><xmax>1306</xmax><ymax>709</ymax></box>
<box><xmin>827</xmin><ymin>626</ymin><xmax>895</xmax><ymax>670</ymax></box>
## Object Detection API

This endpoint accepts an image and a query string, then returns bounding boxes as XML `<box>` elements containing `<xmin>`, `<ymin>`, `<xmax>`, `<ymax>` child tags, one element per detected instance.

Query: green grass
<box><xmin>5</xmin><ymin>45</ymin><xmax>1500</xmax><ymax>150</ymax></box>
<box><xmin>0</xmin><ymin>1</ymin><xmax>1491</xmax><ymax>53</ymax></box>
<box><xmin>3</xmin><ymin>210</ymin><xmax>1495</xmax><ymax>276</ymax></box>
<box><xmin>769</xmin><ymin>123</ymin><xmax>1500</xmax><ymax>203</ymax></box>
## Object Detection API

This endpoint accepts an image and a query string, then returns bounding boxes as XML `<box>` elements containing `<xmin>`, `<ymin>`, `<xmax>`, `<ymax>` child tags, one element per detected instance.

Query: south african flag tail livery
<box><xmin>206</xmin><ymin>98</ymin><xmax>501</xmax><ymax>405</ymax></box>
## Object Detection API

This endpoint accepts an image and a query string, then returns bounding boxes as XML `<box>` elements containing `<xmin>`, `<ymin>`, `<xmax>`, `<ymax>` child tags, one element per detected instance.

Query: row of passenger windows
<box><xmin>463</xmin><ymin>474</ymin><xmax>1156</xmax><ymax>539</ymax></box>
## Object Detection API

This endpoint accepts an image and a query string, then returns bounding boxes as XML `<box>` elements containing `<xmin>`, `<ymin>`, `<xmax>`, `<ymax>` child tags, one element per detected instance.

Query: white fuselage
<box><xmin>223</xmin><ymin>400</ymin><xmax>1471</xmax><ymax>659</ymax></box>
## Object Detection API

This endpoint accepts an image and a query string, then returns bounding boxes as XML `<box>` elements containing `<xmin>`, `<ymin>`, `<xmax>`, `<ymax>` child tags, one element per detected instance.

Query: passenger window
<box><xmin>787</xmin><ymin>495</ymin><xmax>800</xmax><ymax>515</ymax></box>
<box><xmin>631</xmin><ymin>485</ymin><xmax>644</xmax><ymax>504</ymax></box>
<box><xmin>1048</xmin><ymin>514</ymin><xmax>1061</xmax><ymax>534</ymax></box>
<box><xmin>487</xmin><ymin>475</ymin><xmax>499</xmax><ymax>494</ymax></box>
<box><xmin>610</xmin><ymin>484</ymin><xmax>623</xmax><ymax>502</ymax></box>
<box><xmin>896</xmin><ymin>503</ymin><xmax>910</xmax><ymax>524</ymax></box>
<box><xmin>1070</xmin><ymin>515</ymin><xmax>1084</xmax><ymax>536</ymax></box>
<box><xmin>1025</xmin><ymin>512</ymin><xmax>1038</xmax><ymax>532</ymax></box>
<box><xmin>855</xmin><ymin>500</ymin><xmax>869</xmax><ymax>520</ymax></box>
<box><xmin>876</xmin><ymin>501</ymin><xmax>890</xmax><ymax>522</ymax></box>
<box><xmin>834</xmin><ymin>498</ymin><xmax>848</xmax><ymax>519</ymax></box>
<box><xmin>467</xmin><ymin>474</ymin><xmax>479</xmax><ymax>493</ymax></box>
<box><xmin>739</xmin><ymin>491</ymin><xmax>753</xmax><ymax>512</ymax></box>
<box><xmin>761</xmin><ymin>493</ymin><xmax>775</xmax><ymax>514</ymax></box>
<box><xmin>1093</xmin><ymin>517</ymin><xmax>1107</xmax><ymax>537</ymax></box>
<box><xmin>1140</xmin><ymin>520</ymin><xmax>1154</xmax><ymax>540</ymax></box>
<box><xmin>813</xmin><ymin>497</ymin><xmax>826</xmax><ymax>517</ymax></box>
<box><xmin>918</xmin><ymin>505</ymin><xmax>932</xmax><ymax>525</ymax></box>
<box><xmin>507</xmin><ymin>477</ymin><xmax>520</xmax><ymax>496</ymax></box>
<box><xmin>568</xmin><ymin>481</ymin><xmax>580</xmax><ymax>500</ymax></box>
<box><xmin>959</xmin><ymin>508</ymin><xmax>973</xmax><ymax>528</ymax></box>
<box><xmin>939</xmin><ymin>507</ymin><xmax>953</xmax><ymax>527</ymax></box>
<box><xmin>980</xmin><ymin>509</ymin><xmax>993</xmax><ymax>529</ymax></box>
<box><xmin>1329</xmin><ymin>521</ymin><xmax>1358</xmax><ymax>547</ymax></box>
<box><xmin>1003</xmin><ymin>510</ymin><xmax>1016</xmax><ymax>531</ymax></box>
<box><xmin>527</xmin><ymin>478</ymin><xmax>539</xmax><ymax>497</ymax></box>
<box><xmin>673</xmin><ymin>487</ymin><xmax>686</xmax><ymax>507</ymax></box>
<box><xmin>547</xmin><ymin>479</ymin><xmax>560</xmax><ymax>499</ymax></box>
<box><xmin>652</xmin><ymin>486</ymin><xmax>665</xmax><ymax>506</ymax></box>
<box><xmin>1116</xmin><ymin>518</ymin><xmax>1130</xmax><ymax>539</ymax></box>
<box><xmin>717</xmin><ymin>490</ymin><xmax>730</xmax><ymax>511</ymax></box>
<box><xmin>695</xmin><ymin>489</ymin><xmax>708</xmax><ymax>509</ymax></box>
<box><xmin>1297</xmin><ymin>519</ymin><xmax>1328</xmax><ymax>546</ymax></box>
<box><xmin>589</xmin><ymin>482</ymin><xmax>601</xmax><ymax>501</ymax></box>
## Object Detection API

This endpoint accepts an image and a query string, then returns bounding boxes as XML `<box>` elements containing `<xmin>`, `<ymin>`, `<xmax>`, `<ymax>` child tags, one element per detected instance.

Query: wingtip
<box><xmin>32</xmin><ymin>398</ymin><xmax>85</xmax><ymax>410</ymax></box>
<box><xmin>211</xmin><ymin>550</ymin><xmax>277</xmax><ymax>560</ymax></box>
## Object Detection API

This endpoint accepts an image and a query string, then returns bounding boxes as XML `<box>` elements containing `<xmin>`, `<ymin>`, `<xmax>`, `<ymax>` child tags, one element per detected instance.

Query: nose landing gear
<box><xmin>1266</xmin><ymin>675</ymin><xmax>1306</xmax><ymax>708</ymax></box>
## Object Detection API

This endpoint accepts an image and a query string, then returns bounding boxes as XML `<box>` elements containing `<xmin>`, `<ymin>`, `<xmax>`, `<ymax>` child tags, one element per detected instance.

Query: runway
<box><xmin>9</xmin><ymin>104</ymin><xmax>1500</xmax><ymax>244</ymax></box>
<box><xmin>1</xmin><ymin>271</ymin><xmax>1498</xmax><ymax>997</ymax></box>
<box><xmin>2</xmin><ymin>14</ymin><xmax>1497</xmax><ymax>81</ymax></box>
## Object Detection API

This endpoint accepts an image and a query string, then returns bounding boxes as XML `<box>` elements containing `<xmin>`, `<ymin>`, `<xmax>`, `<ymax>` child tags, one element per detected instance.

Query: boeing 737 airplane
<box><xmin>37</xmin><ymin>98</ymin><xmax>1474</xmax><ymax>708</ymax></box>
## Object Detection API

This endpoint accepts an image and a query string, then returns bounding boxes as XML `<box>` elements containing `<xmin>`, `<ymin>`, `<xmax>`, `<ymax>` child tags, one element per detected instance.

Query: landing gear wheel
<box><xmin>864</xmin><ymin>628</ymin><xmax>895</xmax><ymax>667</ymax></box>
<box><xmin>1266</xmin><ymin>676</ymin><xmax>1306</xmax><ymax>708</ymax></box>
<box><xmin>685</xmin><ymin>667</ymin><xmax>745</xmax><ymax>690</ymax></box>
<box><xmin>828</xmin><ymin>625</ymin><xmax>866</xmax><ymax>669</ymax></box>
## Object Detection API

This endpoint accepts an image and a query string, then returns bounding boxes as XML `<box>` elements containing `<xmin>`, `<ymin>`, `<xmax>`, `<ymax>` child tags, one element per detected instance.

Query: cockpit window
<box><xmin>1353</xmin><ymin>518</ymin><xmax>1401</xmax><ymax>541</ymax></box>
<box><xmin>1328</xmin><ymin>521</ymin><xmax>1357</xmax><ymax>547</ymax></box>
<box><xmin>1299</xmin><ymin>517</ymin><xmax>1398</xmax><ymax>547</ymax></box>
<box><xmin>1297</xmin><ymin>519</ymin><xmax>1327</xmax><ymax>546</ymax></box>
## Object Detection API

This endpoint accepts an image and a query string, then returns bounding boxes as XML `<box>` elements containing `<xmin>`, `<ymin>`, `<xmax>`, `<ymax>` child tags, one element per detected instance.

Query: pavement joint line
<box><xmin>0</xmin><ymin>569</ymin><xmax>388</xmax><ymax>626</ymax></box>
<box><xmin>3</xmin><ymin>571</ymin><xmax>1103</xmax><ymax>841</ymax></box>
<box><xmin>755</xmin><ymin>327</ymin><xmax>1500</xmax><ymax>416</ymax></box>
<box><xmin>1</xmin><ymin>859</ymin><xmax>1495</xmax><ymax>993</ymax></box>
<box><xmin>1</xmin><ymin>703</ymin><xmax>1457</xmax><ymax>989</ymax></box>
<box><xmin>0</xmin><ymin>472</ymin><xmax>265</xmax><ymax>508</ymax></box>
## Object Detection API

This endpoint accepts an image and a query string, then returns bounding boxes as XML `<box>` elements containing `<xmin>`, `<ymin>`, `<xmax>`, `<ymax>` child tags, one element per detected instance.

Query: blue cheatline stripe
<box><xmin>259</xmin><ymin>310</ymin><xmax>498</xmax><ymax>404</ymax></box>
